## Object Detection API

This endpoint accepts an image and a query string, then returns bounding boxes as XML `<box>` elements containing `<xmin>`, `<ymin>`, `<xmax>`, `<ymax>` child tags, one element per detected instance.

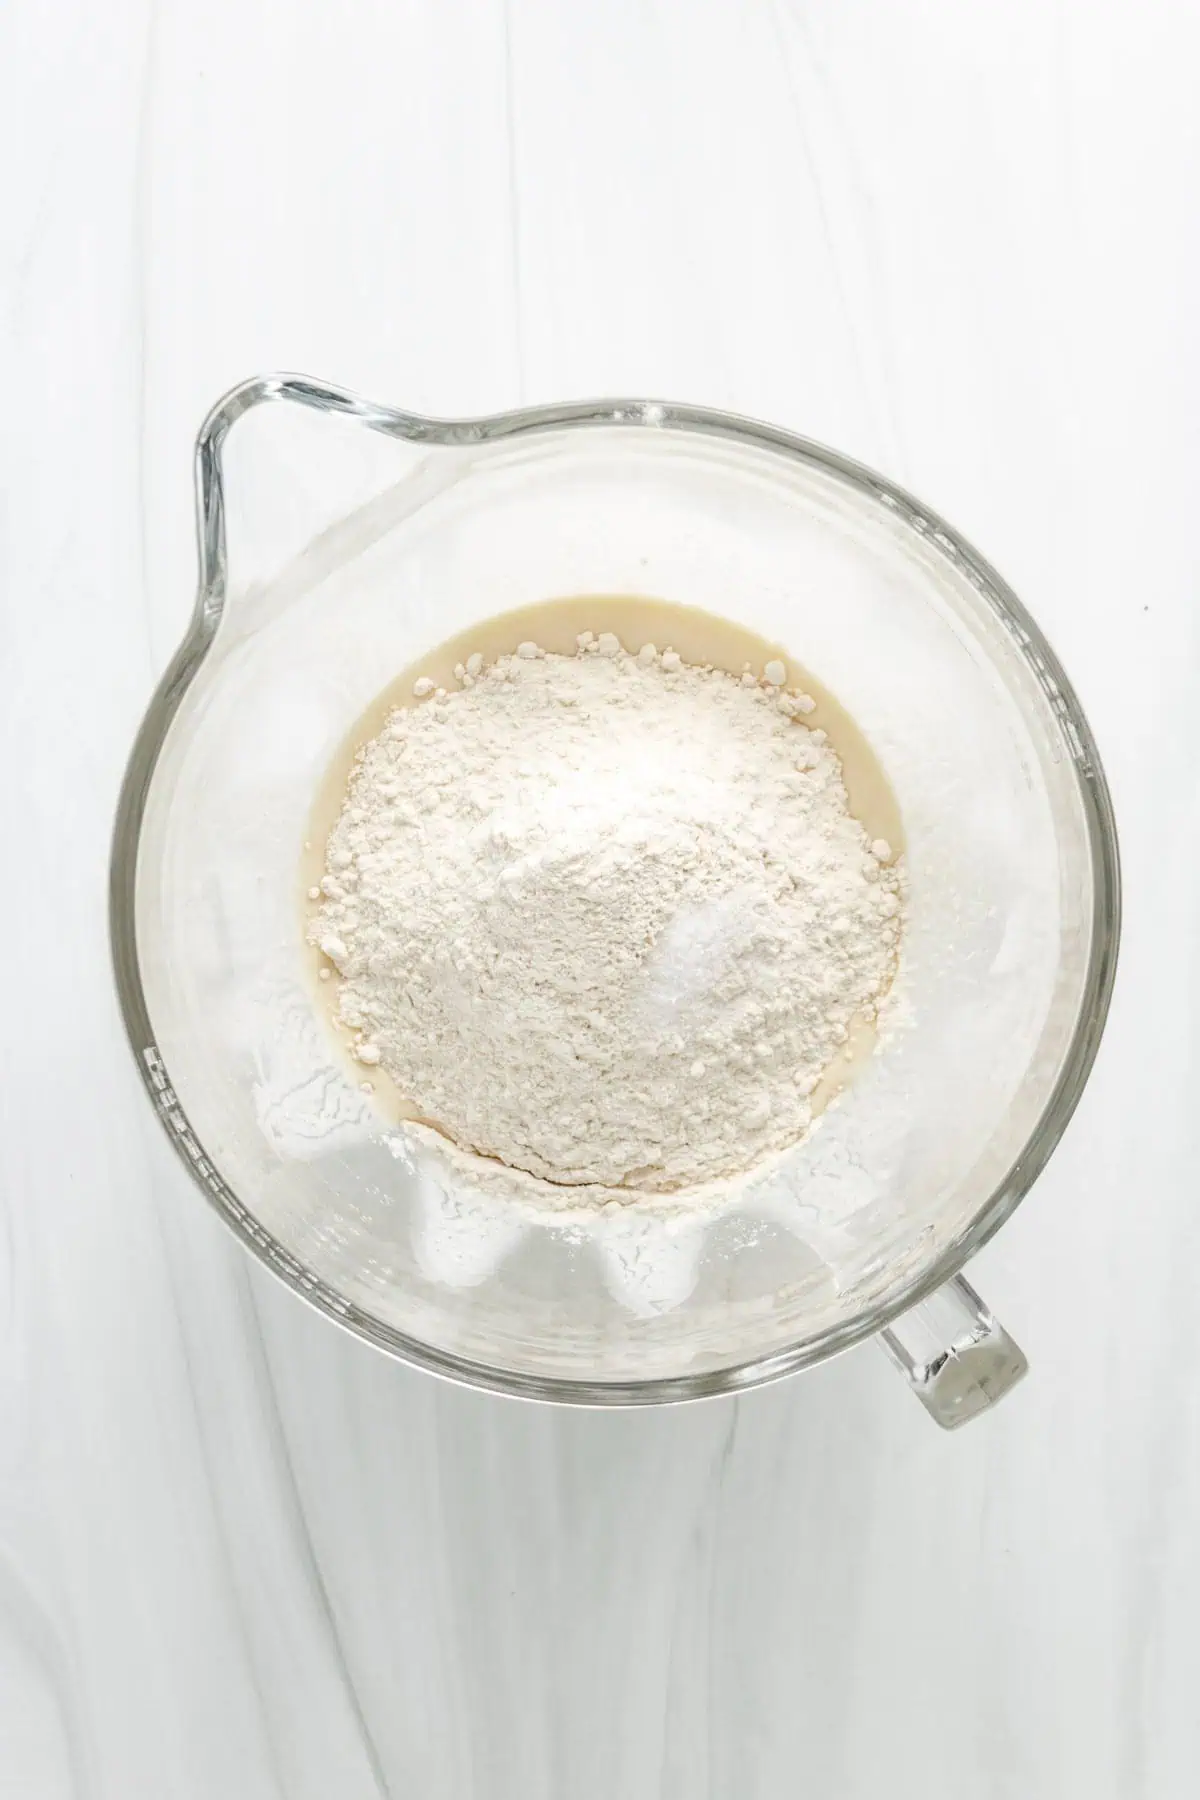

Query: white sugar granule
<box><xmin>311</xmin><ymin>640</ymin><xmax>902</xmax><ymax>1206</ymax></box>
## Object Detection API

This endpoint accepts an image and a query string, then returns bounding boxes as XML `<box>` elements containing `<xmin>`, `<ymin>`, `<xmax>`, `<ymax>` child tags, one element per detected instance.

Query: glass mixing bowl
<box><xmin>110</xmin><ymin>376</ymin><xmax>1119</xmax><ymax>1427</ymax></box>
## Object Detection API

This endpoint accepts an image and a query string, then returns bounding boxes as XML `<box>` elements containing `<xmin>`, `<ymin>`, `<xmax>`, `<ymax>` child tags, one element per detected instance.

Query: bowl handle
<box><xmin>878</xmin><ymin>1274</ymin><xmax>1027</xmax><ymax>1429</ymax></box>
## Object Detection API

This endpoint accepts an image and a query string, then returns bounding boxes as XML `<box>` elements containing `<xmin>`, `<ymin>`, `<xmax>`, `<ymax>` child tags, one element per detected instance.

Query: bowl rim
<box><xmin>109</xmin><ymin>373</ymin><xmax>1121</xmax><ymax>1405</ymax></box>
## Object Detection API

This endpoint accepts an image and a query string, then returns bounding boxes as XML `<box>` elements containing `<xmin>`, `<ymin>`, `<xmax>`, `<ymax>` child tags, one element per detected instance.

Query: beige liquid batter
<box><xmin>302</xmin><ymin>595</ymin><xmax>904</xmax><ymax>1169</ymax></box>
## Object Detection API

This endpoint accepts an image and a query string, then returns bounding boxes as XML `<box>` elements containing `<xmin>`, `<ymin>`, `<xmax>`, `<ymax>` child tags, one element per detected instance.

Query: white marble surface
<box><xmin>2</xmin><ymin>1</ymin><xmax>1198</xmax><ymax>1793</ymax></box>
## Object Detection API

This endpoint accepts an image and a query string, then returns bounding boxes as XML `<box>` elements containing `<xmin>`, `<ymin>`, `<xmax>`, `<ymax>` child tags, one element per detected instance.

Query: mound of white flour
<box><xmin>311</xmin><ymin>634</ymin><xmax>901</xmax><ymax>1204</ymax></box>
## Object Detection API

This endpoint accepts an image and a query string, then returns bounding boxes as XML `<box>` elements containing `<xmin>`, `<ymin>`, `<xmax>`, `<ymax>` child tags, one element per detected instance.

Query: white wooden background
<box><xmin>2</xmin><ymin>3</ymin><xmax>1197</xmax><ymax>1795</ymax></box>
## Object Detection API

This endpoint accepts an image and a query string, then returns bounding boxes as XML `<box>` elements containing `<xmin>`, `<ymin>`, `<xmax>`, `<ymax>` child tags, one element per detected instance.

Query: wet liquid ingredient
<box><xmin>303</xmin><ymin>595</ymin><xmax>904</xmax><ymax>1185</ymax></box>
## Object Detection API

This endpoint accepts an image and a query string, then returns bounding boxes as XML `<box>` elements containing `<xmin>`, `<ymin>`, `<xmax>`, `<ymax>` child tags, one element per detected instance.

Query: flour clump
<box><xmin>311</xmin><ymin>638</ymin><xmax>902</xmax><ymax>1205</ymax></box>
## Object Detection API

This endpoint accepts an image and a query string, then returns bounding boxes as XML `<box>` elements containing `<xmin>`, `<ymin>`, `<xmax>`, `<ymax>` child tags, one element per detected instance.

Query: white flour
<box><xmin>311</xmin><ymin>635</ymin><xmax>901</xmax><ymax>1207</ymax></box>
